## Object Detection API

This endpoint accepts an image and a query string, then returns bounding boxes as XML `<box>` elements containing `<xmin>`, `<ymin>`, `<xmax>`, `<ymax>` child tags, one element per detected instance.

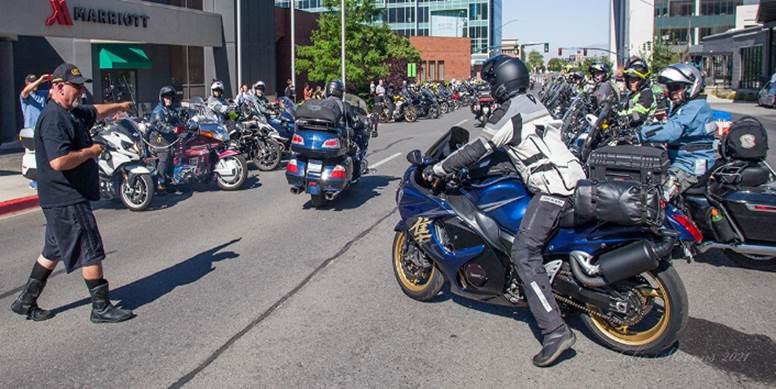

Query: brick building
<box><xmin>408</xmin><ymin>36</ymin><xmax>471</xmax><ymax>82</ymax></box>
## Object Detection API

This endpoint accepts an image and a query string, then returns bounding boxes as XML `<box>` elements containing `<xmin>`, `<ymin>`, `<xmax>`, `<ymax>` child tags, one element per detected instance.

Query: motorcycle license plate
<box><xmin>308</xmin><ymin>160</ymin><xmax>323</xmax><ymax>173</ymax></box>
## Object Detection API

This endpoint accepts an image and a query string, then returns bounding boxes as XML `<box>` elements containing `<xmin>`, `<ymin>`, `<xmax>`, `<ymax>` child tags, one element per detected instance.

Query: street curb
<box><xmin>0</xmin><ymin>195</ymin><xmax>39</xmax><ymax>217</ymax></box>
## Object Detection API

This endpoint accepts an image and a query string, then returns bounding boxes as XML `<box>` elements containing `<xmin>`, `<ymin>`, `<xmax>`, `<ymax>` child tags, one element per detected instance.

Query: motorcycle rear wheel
<box><xmin>310</xmin><ymin>194</ymin><xmax>326</xmax><ymax>208</ymax></box>
<box><xmin>723</xmin><ymin>250</ymin><xmax>776</xmax><ymax>271</ymax></box>
<box><xmin>216</xmin><ymin>155</ymin><xmax>249</xmax><ymax>191</ymax></box>
<box><xmin>120</xmin><ymin>174</ymin><xmax>153</xmax><ymax>212</ymax></box>
<box><xmin>578</xmin><ymin>265</ymin><xmax>688</xmax><ymax>356</ymax></box>
<box><xmin>392</xmin><ymin>231</ymin><xmax>445</xmax><ymax>301</ymax></box>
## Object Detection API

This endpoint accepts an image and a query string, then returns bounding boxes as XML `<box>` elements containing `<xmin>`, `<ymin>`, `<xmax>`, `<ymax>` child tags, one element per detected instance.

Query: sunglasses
<box><xmin>665</xmin><ymin>83</ymin><xmax>686</xmax><ymax>92</ymax></box>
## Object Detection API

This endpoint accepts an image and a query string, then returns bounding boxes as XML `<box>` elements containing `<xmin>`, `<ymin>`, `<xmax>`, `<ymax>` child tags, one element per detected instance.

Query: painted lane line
<box><xmin>454</xmin><ymin>119</ymin><xmax>468</xmax><ymax>126</ymax></box>
<box><xmin>371</xmin><ymin>152</ymin><xmax>402</xmax><ymax>169</ymax></box>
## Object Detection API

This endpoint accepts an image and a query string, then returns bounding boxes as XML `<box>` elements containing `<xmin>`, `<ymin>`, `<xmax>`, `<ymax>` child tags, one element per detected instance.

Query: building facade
<box><xmin>654</xmin><ymin>0</ymin><xmax>744</xmax><ymax>48</ymax></box>
<box><xmin>609</xmin><ymin>0</ymin><xmax>655</xmax><ymax>65</ymax></box>
<box><xmin>0</xmin><ymin>0</ymin><xmax>277</xmax><ymax>143</ymax></box>
<box><xmin>275</xmin><ymin>0</ymin><xmax>502</xmax><ymax>68</ymax></box>
<box><xmin>408</xmin><ymin>36</ymin><xmax>471</xmax><ymax>81</ymax></box>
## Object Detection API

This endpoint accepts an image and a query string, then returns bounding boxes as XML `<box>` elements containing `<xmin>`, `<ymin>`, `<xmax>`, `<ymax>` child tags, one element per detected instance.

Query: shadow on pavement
<box><xmin>302</xmin><ymin>175</ymin><xmax>399</xmax><ymax>211</ymax></box>
<box><xmin>51</xmin><ymin>238</ymin><xmax>241</xmax><ymax>314</ymax></box>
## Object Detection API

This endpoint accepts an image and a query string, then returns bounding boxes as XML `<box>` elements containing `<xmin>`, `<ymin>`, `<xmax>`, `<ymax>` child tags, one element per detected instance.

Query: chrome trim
<box><xmin>698</xmin><ymin>242</ymin><xmax>776</xmax><ymax>256</ymax></box>
<box><xmin>570</xmin><ymin>250</ymin><xmax>600</xmax><ymax>276</ymax></box>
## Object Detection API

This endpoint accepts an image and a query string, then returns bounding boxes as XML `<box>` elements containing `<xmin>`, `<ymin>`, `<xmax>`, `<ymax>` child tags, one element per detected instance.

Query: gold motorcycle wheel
<box><xmin>392</xmin><ymin>231</ymin><xmax>444</xmax><ymax>301</ymax></box>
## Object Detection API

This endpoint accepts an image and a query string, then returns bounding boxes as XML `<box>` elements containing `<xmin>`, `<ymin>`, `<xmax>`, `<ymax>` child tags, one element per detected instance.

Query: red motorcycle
<box><xmin>470</xmin><ymin>94</ymin><xmax>498</xmax><ymax>128</ymax></box>
<box><xmin>167</xmin><ymin>103</ymin><xmax>249</xmax><ymax>191</ymax></box>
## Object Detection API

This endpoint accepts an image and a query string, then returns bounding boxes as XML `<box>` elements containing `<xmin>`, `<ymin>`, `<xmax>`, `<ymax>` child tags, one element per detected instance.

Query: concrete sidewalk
<box><xmin>0</xmin><ymin>151</ymin><xmax>38</xmax><ymax>216</ymax></box>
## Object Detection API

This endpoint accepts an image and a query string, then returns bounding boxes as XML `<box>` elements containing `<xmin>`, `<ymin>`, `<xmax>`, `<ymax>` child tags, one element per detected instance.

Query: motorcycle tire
<box><xmin>310</xmin><ymin>194</ymin><xmax>326</xmax><ymax>208</ymax></box>
<box><xmin>404</xmin><ymin>107</ymin><xmax>418</xmax><ymax>123</ymax></box>
<box><xmin>723</xmin><ymin>250</ymin><xmax>776</xmax><ymax>272</ymax></box>
<box><xmin>392</xmin><ymin>230</ymin><xmax>445</xmax><ymax>301</ymax></box>
<box><xmin>431</xmin><ymin>107</ymin><xmax>440</xmax><ymax>119</ymax></box>
<box><xmin>120</xmin><ymin>174</ymin><xmax>154</xmax><ymax>212</ymax></box>
<box><xmin>578</xmin><ymin>263</ymin><xmax>688</xmax><ymax>356</ymax></box>
<box><xmin>216</xmin><ymin>154</ymin><xmax>249</xmax><ymax>191</ymax></box>
<box><xmin>255</xmin><ymin>140</ymin><xmax>283</xmax><ymax>171</ymax></box>
<box><xmin>440</xmin><ymin>102</ymin><xmax>449</xmax><ymax>114</ymax></box>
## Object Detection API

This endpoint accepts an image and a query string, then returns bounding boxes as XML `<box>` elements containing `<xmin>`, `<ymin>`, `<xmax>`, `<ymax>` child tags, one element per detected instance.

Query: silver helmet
<box><xmin>657</xmin><ymin>63</ymin><xmax>703</xmax><ymax>99</ymax></box>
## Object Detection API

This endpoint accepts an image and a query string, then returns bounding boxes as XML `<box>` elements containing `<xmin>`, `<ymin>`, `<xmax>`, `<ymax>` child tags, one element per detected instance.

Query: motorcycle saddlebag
<box><xmin>721</xmin><ymin>182</ymin><xmax>776</xmax><ymax>243</ymax></box>
<box><xmin>721</xmin><ymin>116</ymin><xmax>768</xmax><ymax>162</ymax></box>
<box><xmin>575</xmin><ymin>179</ymin><xmax>662</xmax><ymax>226</ymax></box>
<box><xmin>588</xmin><ymin>145</ymin><xmax>669</xmax><ymax>186</ymax></box>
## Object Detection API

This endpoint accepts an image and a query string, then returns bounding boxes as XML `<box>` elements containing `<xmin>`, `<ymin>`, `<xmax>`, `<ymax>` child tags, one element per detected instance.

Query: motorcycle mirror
<box><xmin>585</xmin><ymin>114</ymin><xmax>598</xmax><ymax>126</ymax></box>
<box><xmin>406</xmin><ymin>150</ymin><xmax>423</xmax><ymax>165</ymax></box>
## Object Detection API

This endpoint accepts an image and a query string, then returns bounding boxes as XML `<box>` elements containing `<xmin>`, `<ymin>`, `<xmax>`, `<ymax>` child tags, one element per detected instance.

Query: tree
<box><xmin>547</xmin><ymin>58</ymin><xmax>565</xmax><ymax>72</ymax></box>
<box><xmin>296</xmin><ymin>0</ymin><xmax>420</xmax><ymax>94</ymax></box>
<box><xmin>642</xmin><ymin>38</ymin><xmax>685</xmax><ymax>73</ymax></box>
<box><xmin>575</xmin><ymin>55</ymin><xmax>612</xmax><ymax>74</ymax></box>
<box><xmin>527</xmin><ymin>50</ymin><xmax>544</xmax><ymax>73</ymax></box>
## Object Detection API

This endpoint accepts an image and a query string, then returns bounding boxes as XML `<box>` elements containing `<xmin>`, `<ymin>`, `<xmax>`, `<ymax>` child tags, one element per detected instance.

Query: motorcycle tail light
<box><xmin>322</xmin><ymin>138</ymin><xmax>340</xmax><ymax>149</ymax></box>
<box><xmin>673</xmin><ymin>213</ymin><xmax>703</xmax><ymax>243</ymax></box>
<box><xmin>330</xmin><ymin>165</ymin><xmax>347</xmax><ymax>180</ymax></box>
<box><xmin>292</xmin><ymin>134</ymin><xmax>304</xmax><ymax>146</ymax></box>
<box><xmin>286</xmin><ymin>159</ymin><xmax>299</xmax><ymax>174</ymax></box>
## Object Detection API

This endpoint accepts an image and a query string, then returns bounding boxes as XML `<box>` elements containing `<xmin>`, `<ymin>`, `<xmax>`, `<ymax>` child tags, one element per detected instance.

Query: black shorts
<box><xmin>41</xmin><ymin>202</ymin><xmax>106</xmax><ymax>273</ymax></box>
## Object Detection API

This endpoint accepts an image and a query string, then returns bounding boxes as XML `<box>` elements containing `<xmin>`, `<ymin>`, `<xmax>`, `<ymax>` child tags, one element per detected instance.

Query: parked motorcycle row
<box><xmin>392</xmin><ymin>68</ymin><xmax>775</xmax><ymax>360</ymax></box>
<box><xmin>373</xmin><ymin>81</ymin><xmax>474</xmax><ymax>124</ymax></box>
<box><xmin>20</xmin><ymin>91</ymin><xmax>378</xmax><ymax>211</ymax></box>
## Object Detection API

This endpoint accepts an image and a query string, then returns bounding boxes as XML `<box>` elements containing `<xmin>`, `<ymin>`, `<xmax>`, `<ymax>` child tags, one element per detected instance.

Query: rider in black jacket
<box><xmin>149</xmin><ymin>85</ymin><xmax>182</xmax><ymax>191</ymax></box>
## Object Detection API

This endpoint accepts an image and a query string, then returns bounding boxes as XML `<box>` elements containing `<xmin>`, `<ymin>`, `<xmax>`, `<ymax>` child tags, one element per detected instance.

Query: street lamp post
<box><xmin>341</xmin><ymin>0</ymin><xmax>346</xmax><ymax>93</ymax></box>
<box><xmin>291</xmin><ymin>0</ymin><xmax>296</xmax><ymax>92</ymax></box>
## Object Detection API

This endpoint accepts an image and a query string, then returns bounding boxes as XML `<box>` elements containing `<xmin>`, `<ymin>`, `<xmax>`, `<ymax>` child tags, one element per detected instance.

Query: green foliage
<box><xmin>527</xmin><ymin>50</ymin><xmax>545</xmax><ymax>72</ymax></box>
<box><xmin>296</xmin><ymin>0</ymin><xmax>420</xmax><ymax>94</ymax></box>
<box><xmin>641</xmin><ymin>39</ymin><xmax>684</xmax><ymax>73</ymax></box>
<box><xmin>547</xmin><ymin>58</ymin><xmax>565</xmax><ymax>72</ymax></box>
<box><xmin>574</xmin><ymin>55</ymin><xmax>612</xmax><ymax>74</ymax></box>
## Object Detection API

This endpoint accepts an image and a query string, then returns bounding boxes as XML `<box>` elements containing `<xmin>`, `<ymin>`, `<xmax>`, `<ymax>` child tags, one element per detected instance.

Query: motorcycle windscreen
<box><xmin>424</xmin><ymin>126</ymin><xmax>470</xmax><ymax>160</ymax></box>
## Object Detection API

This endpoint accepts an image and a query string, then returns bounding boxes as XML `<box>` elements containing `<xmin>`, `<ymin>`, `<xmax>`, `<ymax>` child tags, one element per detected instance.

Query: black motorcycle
<box><xmin>412</xmin><ymin>88</ymin><xmax>440</xmax><ymax>120</ymax></box>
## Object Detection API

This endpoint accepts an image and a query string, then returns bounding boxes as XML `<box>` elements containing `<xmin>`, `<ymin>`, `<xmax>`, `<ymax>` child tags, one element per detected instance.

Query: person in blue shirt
<box><xmin>20</xmin><ymin>74</ymin><xmax>51</xmax><ymax>190</ymax></box>
<box><xmin>640</xmin><ymin>64</ymin><xmax>717</xmax><ymax>198</ymax></box>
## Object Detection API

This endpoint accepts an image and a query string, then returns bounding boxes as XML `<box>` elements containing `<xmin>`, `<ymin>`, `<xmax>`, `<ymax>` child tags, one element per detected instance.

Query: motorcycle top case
<box><xmin>575</xmin><ymin>179</ymin><xmax>663</xmax><ymax>227</ymax></box>
<box><xmin>290</xmin><ymin>128</ymin><xmax>349</xmax><ymax>159</ymax></box>
<box><xmin>295</xmin><ymin>99</ymin><xmax>344</xmax><ymax>125</ymax></box>
<box><xmin>721</xmin><ymin>116</ymin><xmax>768</xmax><ymax>162</ymax></box>
<box><xmin>588</xmin><ymin>145</ymin><xmax>669</xmax><ymax>185</ymax></box>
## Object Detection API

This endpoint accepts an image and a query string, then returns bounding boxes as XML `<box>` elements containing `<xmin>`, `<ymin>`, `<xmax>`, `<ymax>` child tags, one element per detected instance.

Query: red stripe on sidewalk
<box><xmin>0</xmin><ymin>195</ymin><xmax>39</xmax><ymax>217</ymax></box>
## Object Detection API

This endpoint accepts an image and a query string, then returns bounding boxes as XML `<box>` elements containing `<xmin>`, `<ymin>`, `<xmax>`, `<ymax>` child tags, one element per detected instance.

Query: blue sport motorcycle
<box><xmin>393</xmin><ymin>127</ymin><xmax>697</xmax><ymax>355</ymax></box>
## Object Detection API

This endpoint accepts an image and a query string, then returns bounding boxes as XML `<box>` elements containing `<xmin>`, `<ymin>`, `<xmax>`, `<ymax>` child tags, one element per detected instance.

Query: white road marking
<box><xmin>371</xmin><ymin>152</ymin><xmax>402</xmax><ymax>169</ymax></box>
<box><xmin>454</xmin><ymin>119</ymin><xmax>468</xmax><ymax>126</ymax></box>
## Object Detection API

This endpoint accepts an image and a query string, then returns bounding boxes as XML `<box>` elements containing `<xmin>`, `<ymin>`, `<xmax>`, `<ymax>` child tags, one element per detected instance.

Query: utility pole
<box><xmin>291</xmin><ymin>0</ymin><xmax>296</xmax><ymax>92</ymax></box>
<box><xmin>341</xmin><ymin>0</ymin><xmax>346</xmax><ymax>93</ymax></box>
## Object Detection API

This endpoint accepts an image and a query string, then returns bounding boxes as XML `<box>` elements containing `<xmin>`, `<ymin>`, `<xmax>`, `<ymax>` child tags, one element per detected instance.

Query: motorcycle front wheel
<box><xmin>404</xmin><ymin>107</ymin><xmax>418</xmax><ymax>123</ymax></box>
<box><xmin>120</xmin><ymin>174</ymin><xmax>154</xmax><ymax>212</ymax></box>
<box><xmin>578</xmin><ymin>264</ymin><xmax>688</xmax><ymax>356</ymax></box>
<box><xmin>255</xmin><ymin>139</ymin><xmax>283</xmax><ymax>171</ymax></box>
<box><xmin>392</xmin><ymin>230</ymin><xmax>445</xmax><ymax>301</ymax></box>
<box><xmin>216</xmin><ymin>155</ymin><xmax>249</xmax><ymax>191</ymax></box>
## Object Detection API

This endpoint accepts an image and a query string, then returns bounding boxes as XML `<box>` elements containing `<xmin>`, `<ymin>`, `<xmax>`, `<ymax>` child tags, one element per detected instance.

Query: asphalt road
<box><xmin>0</xmin><ymin>104</ymin><xmax>775</xmax><ymax>388</ymax></box>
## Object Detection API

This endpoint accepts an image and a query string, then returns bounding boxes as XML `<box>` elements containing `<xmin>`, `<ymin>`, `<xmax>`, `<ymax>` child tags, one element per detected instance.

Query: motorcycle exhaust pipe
<box><xmin>698</xmin><ymin>242</ymin><xmax>776</xmax><ymax>256</ymax></box>
<box><xmin>324</xmin><ymin>191</ymin><xmax>340</xmax><ymax>201</ymax></box>
<box><xmin>289</xmin><ymin>186</ymin><xmax>303</xmax><ymax>195</ymax></box>
<box><xmin>571</xmin><ymin>240</ymin><xmax>667</xmax><ymax>288</ymax></box>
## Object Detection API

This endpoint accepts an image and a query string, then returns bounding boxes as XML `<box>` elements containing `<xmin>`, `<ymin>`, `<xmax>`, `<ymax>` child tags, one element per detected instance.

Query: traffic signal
<box><xmin>544</xmin><ymin>43</ymin><xmax>549</xmax><ymax>53</ymax></box>
<box><xmin>558</xmin><ymin>48</ymin><xmax>562</xmax><ymax>56</ymax></box>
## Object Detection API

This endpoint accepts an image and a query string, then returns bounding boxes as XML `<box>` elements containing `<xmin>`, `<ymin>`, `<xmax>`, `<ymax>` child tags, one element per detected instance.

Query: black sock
<box><xmin>30</xmin><ymin>262</ymin><xmax>54</xmax><ymax>282</ymax></box>
<box><xmin>85</xmin><ymin>278</ymin><xmax>107</xmax><ymax>290</ymax></box>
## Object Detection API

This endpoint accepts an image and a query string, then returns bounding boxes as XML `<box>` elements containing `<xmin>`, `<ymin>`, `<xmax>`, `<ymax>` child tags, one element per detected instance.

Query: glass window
<box><xmin>429</xmin><ymin>60</ymin><xmax>436</xmax><ymax>80</ymax></box>
<box><xmin>740</xmin><ymin>46</ymin><xmax>763</xmax><ymax>89</ymax></box>
<box><xmin>438</xmin><ymin>61</ymin><xmax>445</xmax><ymax>81</ymax></box>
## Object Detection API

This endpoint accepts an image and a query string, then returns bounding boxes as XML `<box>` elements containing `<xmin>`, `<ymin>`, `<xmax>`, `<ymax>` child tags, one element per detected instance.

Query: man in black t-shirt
<box><xmin>10</xmin><ymin>63</ymin><xmax>135</xmax><ymax>323</ymax></box>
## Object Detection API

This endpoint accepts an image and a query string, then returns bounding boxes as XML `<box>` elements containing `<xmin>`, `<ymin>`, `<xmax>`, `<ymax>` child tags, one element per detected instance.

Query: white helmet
<box><xmin>657</xmin><ymin>63</ymin><xmax>703</xmax><ymax>99</ymax></box>
<box><xmin>252</xmin><ymin>81</ymin><xmax>265</xmax><ymax>91</ymax></box>
<box><xmin>211</xmin><ymin>80</ymin><xmax>225</xmax><ymax>92</ymax></box>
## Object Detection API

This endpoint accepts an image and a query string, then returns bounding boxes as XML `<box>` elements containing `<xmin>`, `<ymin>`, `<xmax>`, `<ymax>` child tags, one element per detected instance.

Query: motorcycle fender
<box><xmin>394</xmin><ymin>220</ymin><xmax>407</xmax><ymax>232</ymax></box>
<box><xmin>218</xmin><ymin>149</ymin><xmax>240</xmax><ymax>159</ymax></box>
<box><xmin>128</xmin><ymin>166</ymin><xmax>152</xmax><ymax>175</ymax></box>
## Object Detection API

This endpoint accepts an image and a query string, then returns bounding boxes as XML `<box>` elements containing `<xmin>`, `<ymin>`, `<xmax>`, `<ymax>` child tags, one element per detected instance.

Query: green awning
<box><xmin>99</xmin><ymin>45</ymin><xmax>151</xmax><ymax>70</ymax></box>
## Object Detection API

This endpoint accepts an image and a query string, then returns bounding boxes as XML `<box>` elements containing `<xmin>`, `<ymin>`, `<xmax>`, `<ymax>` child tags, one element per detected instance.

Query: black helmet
<box><xmin>481</xmin><ymin>55</ymin><xmax>529</xmax><ymax>103</ymax></box>
<box><xmin>588</xmin><ymin>62</ymin><xmax>611</xmax><ymax>81</ymax></box>
<box><xmin>159</xmin><ymin>85</ymin><xmax>176</xmax><ymax>102</ymax></box>
<box><xmin>326</xmin><ymin>80</ymin><xmax>344</xmax><ymax>99</ymax></box>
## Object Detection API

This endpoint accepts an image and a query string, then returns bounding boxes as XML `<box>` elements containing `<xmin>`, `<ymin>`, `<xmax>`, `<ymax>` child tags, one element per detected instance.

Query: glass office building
<box><xmin>654</xmin><ymin>0</ymin><xmax>744</xmax><ymax>47</ymax></box>
<box><xmin>276</xmin><ymin>0</ymin><xmax>502</xmax><ymax>63</ymax></box>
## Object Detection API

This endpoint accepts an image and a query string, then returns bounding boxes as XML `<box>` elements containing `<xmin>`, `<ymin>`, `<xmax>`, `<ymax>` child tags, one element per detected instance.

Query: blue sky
<box><xmin>501</xmin><ymin>0</ymin><xmax>611</xmax><ymax>59</ymax></box>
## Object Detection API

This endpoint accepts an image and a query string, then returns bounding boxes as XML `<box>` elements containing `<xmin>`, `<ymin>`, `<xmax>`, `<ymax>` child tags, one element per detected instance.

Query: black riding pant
<box><xmin>510</xmin><ymin>194</ymin><xmax>570</xmax><ymax>335</ymax></box>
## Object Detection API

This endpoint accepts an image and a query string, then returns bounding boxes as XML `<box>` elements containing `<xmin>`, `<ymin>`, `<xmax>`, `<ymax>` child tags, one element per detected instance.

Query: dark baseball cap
<box><xmin>51</xmin><ymin>63</ymin><xmax>92</xmax><ymax>85</ymax></box>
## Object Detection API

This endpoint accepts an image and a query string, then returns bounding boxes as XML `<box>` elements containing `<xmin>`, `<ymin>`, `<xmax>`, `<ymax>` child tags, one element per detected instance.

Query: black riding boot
<box><xmin>533</xmin><ymin>324</ymin><xmax>576</xmax><ymax>367</ymax></box>
<box><xmin>10</xmin><ymin>279</ymin><xmax>55</xmax><ymax>321</ymax></box>
<box><xmin>88</xmin><ymin>282</ymin><xmax>135</xmax><ymax>323</ymax></box>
